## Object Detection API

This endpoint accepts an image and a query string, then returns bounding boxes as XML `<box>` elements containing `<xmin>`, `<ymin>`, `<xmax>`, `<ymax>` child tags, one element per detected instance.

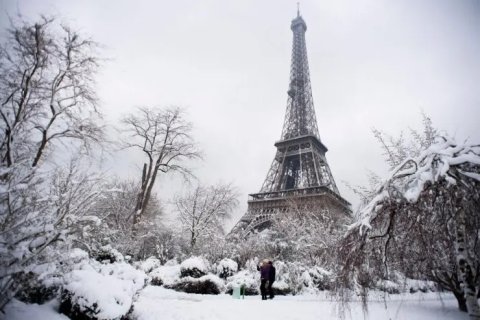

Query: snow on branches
<box><xmin>352</xmin><ymin>136</ymin><xmax>480</xmax><ymax>235</ymax></box>
<box><xmin>341</xmin><ymin>134</ymin><xmax>480</xmax><ymax>316</ymax></box>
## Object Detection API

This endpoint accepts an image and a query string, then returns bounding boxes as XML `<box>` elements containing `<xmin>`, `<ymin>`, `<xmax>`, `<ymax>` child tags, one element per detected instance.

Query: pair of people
<box><xmin>258</xmin><ymin>259</ymin><xmax>276</xmax><ymax>300</ymax></box>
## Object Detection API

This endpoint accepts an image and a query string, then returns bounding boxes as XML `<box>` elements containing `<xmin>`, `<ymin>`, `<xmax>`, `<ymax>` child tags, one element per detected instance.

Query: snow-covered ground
<box><xmin>3</xmin><ymin>286</ymin><xmax>467</xmax><ymax>320</ymax></box>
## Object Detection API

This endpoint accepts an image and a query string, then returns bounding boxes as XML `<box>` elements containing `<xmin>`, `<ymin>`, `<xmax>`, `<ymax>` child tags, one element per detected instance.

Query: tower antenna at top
<box><xmin>297</xmin><ymin>2</ymin><xmax>300</xmax><ymax>17</ymax></box>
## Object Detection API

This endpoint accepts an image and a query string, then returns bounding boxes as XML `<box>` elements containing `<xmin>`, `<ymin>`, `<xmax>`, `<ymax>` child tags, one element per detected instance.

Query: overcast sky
<box><xmin>2</xmin><ymin>0</ymin><xmax>480</xmax><ymax>230</ymax></box>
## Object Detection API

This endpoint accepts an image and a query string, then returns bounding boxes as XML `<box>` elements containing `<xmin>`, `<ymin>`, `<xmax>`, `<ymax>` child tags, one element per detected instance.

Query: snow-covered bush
<box><xmin>168</xmin><ymin>274</ymin><xmax>224</xmax><ymax>295</ymax></box>
<box><xmin>10</xmin><ymin>249</ymin><xmax>87</xmax><ymax>305</ymax></box>
<box><xmin>60</xmin><ymin>259</ymin><xmax>147</xmax><ymax>320</ymax></box>
<box><xmin>13</xmin><ymin>272</ymin><xmax>58</xmax><ymax>304</ymax></box>
<box><xmin>244</xmin><ymin>258</ymin><xmax>260</xmax><ymax>273</ymax></box>
<box><xmin>406</xmin><ymin>279</ymin><xmax>436</xmax><ymax>293</ymax></box>
<box><xmin>136</xmin><ymin>257</ymin><xmax>161</xmax><ymax>274</ymax></box>
<box><xmin>271</xmin><ymin>261</ymin><xmax>332</xmax><ymax>295</ymax></box>
<box><xmin>375</xmin><ymin>279</ymin><xmax>400</xmax><ymax>294</ymax></box>
<box><xmin>150</xmin><ymin>261</ymin><xmax>181</xmax><ymax>287</ymax></box>
<box><xmin>372</xmin><ymin>277</ymin><xmax>436</xmax><ymax>294</ymax></box>
<box><xmin>92</xmin><ymin>245</ymin><xmax>125</xmax><ymax>264</ymax></box>
<box><xmin>215</xmin><ymin>258</ymin><xmax>238</xmax><ymax>279</ymax></box>
<box><xmin>180</xmin><ymin>256</ymin><xmax>210</xmax><ymax>278</ymax></box>
<box><xmin>226</xmin><ymin>269</ymin><xmax>259</xmax><ymax>295</ymax></box>
<box><xmin>371</xmin><ymin>273</ymin><xmax>437</xmax><ymax>294</ymax></box>
<box><xmin>272</xmin><ymin>280</ymin><xmax>290</xmax><ymax>295</ymax></box>
<box><xmin>307</xmin><ymin>266</ymin><xmax>334</xmax><ymax>291</ymax></box>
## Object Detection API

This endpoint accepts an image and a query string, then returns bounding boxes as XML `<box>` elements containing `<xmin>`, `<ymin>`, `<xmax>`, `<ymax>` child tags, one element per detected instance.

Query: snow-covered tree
<box><xmin>120</xmin><ymin>107</ymin><xmax>201</xmax><ymax>229</ymax></box>
<box><xmin>175</xmin><ymin>183</ymin><xmax>238</xmax><ymax>252</ymax></box>
<box><xmin>338</xmin><ymin>136</ymin><xmax>480</xmax><ymax>317</ymax></box>
<box><xmin>86</xmin><ymin>178</ymin><xmax>167</xmax><ymax>259</ymax></box>
<box><xmin>0</xmin><ymin>157</ymin><xmax>106</xmax><ymax>310</ymax></box>
<box><xmin>0</xmin><ymin>17</ymin><xmax>104</xmax><ymax>310</ymax></box>
<box><xmin>270</xmin><ymin>199</ymin><xmax>348</xmax><ymax>266</ymax></box>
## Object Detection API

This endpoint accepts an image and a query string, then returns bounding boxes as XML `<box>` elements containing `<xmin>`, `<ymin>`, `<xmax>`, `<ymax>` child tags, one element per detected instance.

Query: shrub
<box><xmin>272</xmin><ymin>280</ymin><xmax>291</xmax><ymax>295</ymax></box>
<box><xmin>150</xmin><ymin>263</ymin><xmax>181</xmax><ymax>287</ymax></box>
<box><xmin>375</xmin><ymin>279</ymin><xmax>400</xmax><ymax>294</ymax></box>
<box><xmin>92</xmin><ymin>245</ymin><xmax>124</xmax><ymax>264</ymax></box>
<box><xmin>180</xmin><ymin>256</ymin><xmax>209</xmax><ymax>278</ymax></box>
<box><xmin>14</xmin><ymin>272</ymin><xmax>58</xmax><ymax>304</ymax></box>
<box><xmin>226</xmin><ymin>269</ymin><xmax>259</xmax><ymax>295</ymax></box>
<box><xmin>215</xmin><ymin>258</ymin><xmax>238</xmax><ymax>279</ymax></box>
<box><xmin>60</xmin><ymin>260</ymin><xmax>146</xmax><ymax>320</ymax></box>
<box><xmin>407</xmin><ymin>279</ymin><xmax>436</xmax><ymax>293</ymax></box>
<box><xmin>136</xmin><ymin>257</ymin><xmax>161</xmax><ymax>274</ymax></box>
<box><xmin>15</xmin><ymin>248</ymin><xmax>90</xmax><ymax>305</ymax></box>
<box><xmin>167</xmin><ymin>274</ymin><xmax>224</xmax><ymax>295</ymax></box>
<box><xmin>308</xmin><ymin>266</ymin><xmax>333</xmax><ymax>291</ymax></box>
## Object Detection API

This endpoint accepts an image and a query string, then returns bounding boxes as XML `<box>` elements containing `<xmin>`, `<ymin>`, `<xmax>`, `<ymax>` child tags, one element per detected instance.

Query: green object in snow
<box><xmin>232</xmin><ymin>286</ymin><xmax>241</xmax><ymax>299</ymax></box>
<box><xmin>232</xmin><ymin>284</ymin><xmax>246</xmax><ymax>299</ymax></box>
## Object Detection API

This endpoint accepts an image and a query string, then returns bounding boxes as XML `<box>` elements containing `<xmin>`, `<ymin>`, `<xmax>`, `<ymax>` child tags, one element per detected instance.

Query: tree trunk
<box><xmin>133</xmin><ymin>163</ymin><xmax>148</xmax><ymax>230</ymax></box>
<box><xmin>454</xmin><ymin>202</ymin><xmax>480</xmax><ymax>318</ymax></box>
<box><xmin>453</xmin><ymin>289</ymin><xmax>468</xmax><ymax>312</ymax></box>
<box><xmin>138</xmin><ymin>159</ymin><xmax>161</xmax><ymax>221</ymax></box>
<box><xmin>190</xmin><ymin>234</ymin><xmax>196</xmax><ymax>250</ymax></box>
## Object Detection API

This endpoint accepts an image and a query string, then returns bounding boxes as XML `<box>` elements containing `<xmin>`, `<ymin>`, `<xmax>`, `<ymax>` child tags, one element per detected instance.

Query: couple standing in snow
<box><xmin>257</xmin><ymin>259</ymin><xmax>276</xmax><ymax>300</ymax></box>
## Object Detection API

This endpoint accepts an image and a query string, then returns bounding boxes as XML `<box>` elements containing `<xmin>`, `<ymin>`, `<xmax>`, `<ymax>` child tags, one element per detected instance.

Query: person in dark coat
<box><xmin>267</xmin><ymin>260</ymin><xmax>276</xmax><ymax>299</ymax></box>
<box><xmin>257</xmin><ymin>259</ymin><xmax>270</xmax><ymax>300</ymax></box>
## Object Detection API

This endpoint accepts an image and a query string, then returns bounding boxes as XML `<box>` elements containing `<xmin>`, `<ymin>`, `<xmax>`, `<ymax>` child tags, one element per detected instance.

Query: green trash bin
<box><xmin>232</xmin><ymin>286</ymin><xmax>241</xmax><ymax>299</ymax></box>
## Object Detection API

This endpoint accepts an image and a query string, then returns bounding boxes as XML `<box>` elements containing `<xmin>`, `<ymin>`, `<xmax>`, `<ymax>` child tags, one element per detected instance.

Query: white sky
<box><xmin>2</xmin><ymin>0</ymin><xmax>480</xmax><ymax>230</ymax></box>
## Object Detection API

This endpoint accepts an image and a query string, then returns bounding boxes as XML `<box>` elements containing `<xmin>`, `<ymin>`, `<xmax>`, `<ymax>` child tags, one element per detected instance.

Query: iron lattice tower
<box><xmin>232</xmin><ymin>11</ymin><xmax>351</xmax><ymax>235</ymax></box>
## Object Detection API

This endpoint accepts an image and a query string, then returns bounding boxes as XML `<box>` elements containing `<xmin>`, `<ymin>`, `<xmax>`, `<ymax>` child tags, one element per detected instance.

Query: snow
<box><xmin>226</xmin><ymin>269</ymin><xmax>258</xmax><ymax>292</ymax></box>
<box><xmin>69</xmin><ymin>248</ymin><xmax>89</xmax><ymax>262</ymax></box>
<box><xmin>2</xmin><ymin>286</ymin><xmax>470</xmax><ymax>320</ymax></box>
<box><xmin>352</xmin><ymin>136</ymin><xmax>480</xmax><ymax>233</ymax></box>
<box><xmin>180</xmin><ymin>256</ymin><xmax>210</xmax><ymax>273</ymax></box>
<box><xmin>215</xmin><ymin>258</ymin><xmax>238</xmax><ymax>275</ymax></box>
<box><xmin>77</xmin><ymin>215</ymin><xmax>101</xmax><ymax>225</ymax></box>
<box><xmin>130</xmin><ymin>286</ymin><xmax>468</xmax><ymax>320</ymax></box>
<box><xmin>150</xmin><ymin>263</ymin><xmax>181</xmax><ymax>286</ymax></box>
<box><xmin>1</xmin><ymin>299</ymin><xmax>69</xmax><ymax>320</ymax></box>
<box><xmin>175</xmin><ymin>274</ymin><xmax>225</xmax><ymax>291</ymax></box>
<box><xmin>62</xmin><ymin>260</ymin><xmax>147</xmax><ymax>319</ymax></box>
<box><xmin>460</xmin><ymin>169</ymin><xmax>480</xmax><ymax>181</ymax></box>
<box><xmin>96</xmin><ymin>244</ymin><xmax>125</xmax><ymax>263</ymax></box>
<box><xmin>136</xmin><ymin>257</ymin><xmax>161</xmax><ymax>273</ymax></box>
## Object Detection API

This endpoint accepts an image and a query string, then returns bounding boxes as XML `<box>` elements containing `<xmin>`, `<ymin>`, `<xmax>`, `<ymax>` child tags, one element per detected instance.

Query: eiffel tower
<box><xmin>232</xmin><ymin>10</ymin><xmax>351</xmax><ymax>235</ymax></box>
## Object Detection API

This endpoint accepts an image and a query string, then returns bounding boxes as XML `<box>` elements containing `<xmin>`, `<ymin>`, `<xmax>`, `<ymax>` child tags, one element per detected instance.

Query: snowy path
<box><xmin>1</xmin><ymin>286</ymin><xmax>468</xmax><ymax>320</ymax></box>
<box><xmin>131</xmin><ymin>286</ymin><xmax>467</xmax><ymax>320</ymax></box>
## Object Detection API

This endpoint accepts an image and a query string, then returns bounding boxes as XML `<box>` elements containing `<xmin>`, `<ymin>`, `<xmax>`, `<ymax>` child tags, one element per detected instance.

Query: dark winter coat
<box><xmin>269</xmin><ymin>265</ymin><xmax>276</xmax><ymax>282</ymax></box>
<box><xmin>259</xmin><ymin>264</ymin><xmax>271</xmax><ymax>280</ymax></box>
